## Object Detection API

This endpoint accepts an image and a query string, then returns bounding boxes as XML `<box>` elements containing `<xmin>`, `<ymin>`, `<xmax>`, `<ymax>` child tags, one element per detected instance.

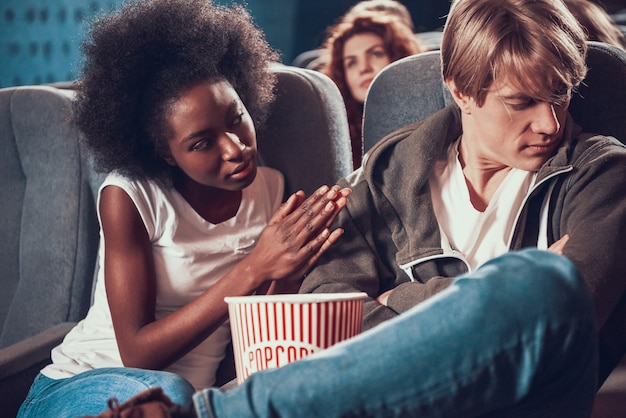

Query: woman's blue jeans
<box><xmin>17</xmin><ymin>367</ymin><xmax>195</xmax><ymax>417</ymax></box>
<box><xmin>194</xmin><ymin>249</ymin><xmax>598</xmax><ymax>418</ymax></box>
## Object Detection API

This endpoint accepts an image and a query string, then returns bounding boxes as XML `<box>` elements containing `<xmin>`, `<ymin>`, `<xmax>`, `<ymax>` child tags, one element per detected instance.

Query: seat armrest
<box><xmin>0</xmin><ymin>322</ymin><xmax>75</xmax><ymax>416</ymax></box>
<box><xmin>0</xmin><ymin>322</ymin><xmax>75</xmax><ymax>377</ymax></box>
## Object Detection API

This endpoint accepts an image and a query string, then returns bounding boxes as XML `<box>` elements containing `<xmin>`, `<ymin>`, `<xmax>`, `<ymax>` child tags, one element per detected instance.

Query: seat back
<box><xmin>362</xmin><ymin>42</ymin><xmax>626</xmax><ymax>154</ymax></box>
<box><xmin>257</xmin><ymin>65</ymin><xmax>353</xmax><ymax>196</ymax></box>
<box><xmin>362</xmin><ymin>50</ymin><xmax>453</xmax><ymax>155</ymax></box>
<box><xmin>0</xmin><ymin>85</ymin><xmax>101</xmax><ymax>348</ymax></box>
<box><xmin>569</xmin><ymin>41</ymin><xmax>626</xmax><ymax>141</ymax></box>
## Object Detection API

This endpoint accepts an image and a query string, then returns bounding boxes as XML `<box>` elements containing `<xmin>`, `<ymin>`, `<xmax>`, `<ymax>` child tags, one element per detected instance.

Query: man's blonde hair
<box><xmin>442</xmin><ymin>0</ymin><xmax>588</xmax><ymax>106</ymax></box>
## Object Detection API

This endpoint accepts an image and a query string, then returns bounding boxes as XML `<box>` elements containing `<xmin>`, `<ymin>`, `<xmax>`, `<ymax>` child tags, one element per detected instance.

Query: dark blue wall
<box><xmin>241</xmin><ymin>0</ymin><xmax>450</xmax><ymax>65</ymax></box>
<box><xmin>1</xmin><ymin>0</ymin><xmax>125</xmax><ymax>87</ymax></box>
<box><xmin>0</xmin><ymin>0</ymin><xmax>450</xmax><ymax>88</ymax></box>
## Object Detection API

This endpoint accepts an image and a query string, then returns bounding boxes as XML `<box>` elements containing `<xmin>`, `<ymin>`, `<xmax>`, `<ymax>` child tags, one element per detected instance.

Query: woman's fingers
<box><xmin>298</xmin><ymin>227</ymin><xmax>345</xmax><ymax>272</ymax></box>
<box><xmin>323</xmin><ymin>188</ymin><xmax>350</xmax><ymax>228</ymax></box>
<box><xmin>269</xmin><ymin>190</ymin><xmax>306</xmax><ymax>224</ymax></box>
<box><xmin>258</xmin><ymin>184</ymin><xmax>350</xmax><ymax>282</ymax></box>
<box><xmin>291</xmin><ymin>185</ymin><xmax>350</xmax><ymax>235</ymax></box>
<box><xmin>298</xmin><ymin>185</ymin><xmax>334</xmax><ymax>219</ymax></box>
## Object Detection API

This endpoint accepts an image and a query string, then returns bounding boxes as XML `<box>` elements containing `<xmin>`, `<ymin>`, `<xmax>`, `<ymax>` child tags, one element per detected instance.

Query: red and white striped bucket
<box><xmin>224</xmin><ymin>292</ymin><xmax>367</xmax><ymax>384</ymax></box>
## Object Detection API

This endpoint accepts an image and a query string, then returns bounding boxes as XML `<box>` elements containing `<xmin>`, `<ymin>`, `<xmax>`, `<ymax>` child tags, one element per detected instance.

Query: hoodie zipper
<box><xmin>507</xmin><ymin>166</ymin><xmax>573</xmax><ymax>249</ymax></box>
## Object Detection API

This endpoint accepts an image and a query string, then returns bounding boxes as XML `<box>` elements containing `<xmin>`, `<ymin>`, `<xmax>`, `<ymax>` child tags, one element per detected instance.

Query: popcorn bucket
<box><xmin>224</xmin><ymin>292</ymin><xmax>367</xmax><ymax>384</ymax></box>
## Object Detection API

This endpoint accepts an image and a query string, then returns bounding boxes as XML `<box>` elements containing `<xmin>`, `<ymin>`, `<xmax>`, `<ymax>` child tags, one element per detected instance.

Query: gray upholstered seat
<box><xmin>0</xmin><ymin>64</ymin><xmax>352</xmax><ymax>414</ymax></box>
<box><xmin>0</xmin><ymin>85</ymin><xmax>103</xmax><ymax>415</ymax></box>
<box><xmin>257</xmin><ymin>64</ymin><xmax>353</xmax><ymax>196</ymax></box>
<box><xmin>362</xmin><ymin>50</ymin><xmax>453</xmax><ymax>155</ymax></box>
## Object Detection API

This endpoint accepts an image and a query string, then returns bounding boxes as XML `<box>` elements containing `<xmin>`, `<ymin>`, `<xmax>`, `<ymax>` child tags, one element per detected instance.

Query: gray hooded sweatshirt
<box><xmin>301</xmin><ymin>104</ymin><xmax>626</xmax><ymax>384</ymax></box>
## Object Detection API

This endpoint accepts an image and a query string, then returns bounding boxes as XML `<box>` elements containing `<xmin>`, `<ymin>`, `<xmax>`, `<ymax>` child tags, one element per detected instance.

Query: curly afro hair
<box><xmin>73</xmin><ymin>0</ymin><xmax>279</xmax><ymax>181</ymax></box>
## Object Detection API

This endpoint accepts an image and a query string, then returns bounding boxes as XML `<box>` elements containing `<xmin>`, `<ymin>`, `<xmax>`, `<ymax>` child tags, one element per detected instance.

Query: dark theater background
<box><xmin>0</xmin><ymin>0</ymin><xmax>449</xmax><ymax>88</ymax></box>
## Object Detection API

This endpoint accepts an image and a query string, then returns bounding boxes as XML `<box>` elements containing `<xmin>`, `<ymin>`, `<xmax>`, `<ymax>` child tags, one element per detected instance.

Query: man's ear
<box><xmin>445</xmin><ymin>78</ymin><xmax>472</xmax><ymax>114</ymax></box>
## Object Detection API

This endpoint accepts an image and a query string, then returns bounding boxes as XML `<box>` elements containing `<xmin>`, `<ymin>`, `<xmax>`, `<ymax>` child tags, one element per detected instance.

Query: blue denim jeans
<box><xmin>194</xmin><ymin>249</ymin><xmax>598</xmax><ymax>418</ymax></box>
<box><xmin>17</xmin><ymin>367</ymin><xmax>195</xmax><ymax>417</ymax></box>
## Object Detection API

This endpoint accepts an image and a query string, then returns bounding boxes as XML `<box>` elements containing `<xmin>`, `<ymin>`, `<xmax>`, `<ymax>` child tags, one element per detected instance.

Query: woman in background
<box><xmin>321</xmin><ymin>11</ymin><xmax>423</xmax><ymax>168</ymax></box>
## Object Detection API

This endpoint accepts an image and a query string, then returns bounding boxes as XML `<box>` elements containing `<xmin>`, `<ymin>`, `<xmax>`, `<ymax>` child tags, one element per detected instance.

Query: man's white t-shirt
<box><xmin>42</xmin><ymin>167</ymin><xmax>283</xmax><ymax>390</ymax></box>
<box><xmin>429</xmin><ymin>141</ymin><xmax>536</xmax><ymax>271</ymax></box>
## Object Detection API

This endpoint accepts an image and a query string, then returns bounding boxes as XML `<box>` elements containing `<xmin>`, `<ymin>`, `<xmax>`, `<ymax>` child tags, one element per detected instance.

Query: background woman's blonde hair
<box><xmin>441</xmin><ymin>0</ymin><xmax>588</xmax><ymax>106</ymax></box>
<box><xmin>343</xmin><ymin>0</ymin><xmax>415</xmax><ymax>31</ymax></box>
<box><xmin>564</xmin><ymin>0</ymin><xmax>626</xmax><ymax>50</ymax></box>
